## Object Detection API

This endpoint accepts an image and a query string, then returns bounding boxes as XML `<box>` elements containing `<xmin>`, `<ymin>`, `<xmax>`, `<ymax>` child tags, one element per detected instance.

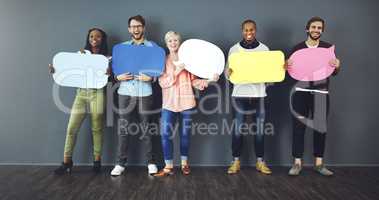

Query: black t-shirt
<box><xmin>289</xmin><ymin>41</ymin><xmax>339</xmax><ymax>91</ymax></box>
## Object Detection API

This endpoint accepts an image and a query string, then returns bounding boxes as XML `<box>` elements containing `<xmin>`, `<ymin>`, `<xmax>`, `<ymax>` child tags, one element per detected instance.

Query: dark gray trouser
<box><xmin>116</xmin><ymin>95</ymin><xmax>154</xmax><ymax>166</ymax></box>
<box><xmin>292</xmin><ymin>91</ymin><xmax>329</xmax><ymax>158</ymax></box>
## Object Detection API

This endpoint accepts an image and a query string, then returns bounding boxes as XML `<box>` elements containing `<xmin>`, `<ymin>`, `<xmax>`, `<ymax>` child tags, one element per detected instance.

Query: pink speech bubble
<box><xmin>288</xmin><ymin>46</ymin><xmax>336</xmax><ymax>81</ymax></box>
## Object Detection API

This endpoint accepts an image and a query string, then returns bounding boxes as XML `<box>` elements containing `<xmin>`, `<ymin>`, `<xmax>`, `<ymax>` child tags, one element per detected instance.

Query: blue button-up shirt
<box><xmin>117</xmin><ymin>39</ymin><xmax>156</xmax><ymax>97</ymax></box>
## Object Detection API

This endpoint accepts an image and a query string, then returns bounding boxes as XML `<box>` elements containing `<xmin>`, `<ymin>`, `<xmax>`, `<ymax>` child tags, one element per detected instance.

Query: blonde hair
<box><xmin>164</xmin><ymin>31</ymin><xmax>181</xmax><ymax>43</ymax></box>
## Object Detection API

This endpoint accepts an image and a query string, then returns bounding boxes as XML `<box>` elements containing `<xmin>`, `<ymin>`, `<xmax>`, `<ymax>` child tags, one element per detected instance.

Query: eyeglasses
<box><xmin>129</xmin><ymin>25</ymin><xmax>143</xmax><ymax>29</ymax></box>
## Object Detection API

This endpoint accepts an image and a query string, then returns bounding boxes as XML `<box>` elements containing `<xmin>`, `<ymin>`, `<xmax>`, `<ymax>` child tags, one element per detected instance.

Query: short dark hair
<box><xmin>306</xmin><ymin>16</ymin><xmax>325</xmax><ymax>31</ymax></box>
<box><xmin>128</xmin><ymin>15</ymin><xmax>145</xmax><ymax>27</ymax></box>
<box><xmin>241</xmin><ymin>19</ymin><xmax>257</xmax><ymax>30</ymax></box>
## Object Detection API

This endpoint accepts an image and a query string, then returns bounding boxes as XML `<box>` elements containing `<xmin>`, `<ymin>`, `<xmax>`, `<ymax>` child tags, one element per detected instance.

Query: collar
<box><xmin>239</xmin><ymin>39</ymin><xmax>260</xmax><ymax>49</ymax></box>
<box><xmin>131</xmin><ymin>39</ymin><xmax>146</xmax><ymax>45</ymax></box>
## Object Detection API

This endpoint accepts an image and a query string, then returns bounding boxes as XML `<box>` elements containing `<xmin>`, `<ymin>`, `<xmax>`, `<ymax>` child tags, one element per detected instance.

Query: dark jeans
<box><xmin>232</xmin><ymin>97</ymin><xmax>265</xmax><ymax>158</ymax></box>
<box><xmin>116</xmin><ymin>95</ymin><xmax>154</xmax><ymax>166</ymax></box>
<box><xmin>291</xmin><ymin>91</ymin><xmax>330</xmax><ymax>158</ymax></box>
<box><xmin>160</xmin><ymin>108</ymin><xmax>193</xmax><ymax>162</ymax></box>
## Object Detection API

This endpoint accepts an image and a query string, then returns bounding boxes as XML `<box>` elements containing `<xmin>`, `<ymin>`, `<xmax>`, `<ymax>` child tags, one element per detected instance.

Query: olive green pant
<box><xmin>64</xmin><ymin>88</ymin><xmax>104</xmax><ymax>158</ymax></box>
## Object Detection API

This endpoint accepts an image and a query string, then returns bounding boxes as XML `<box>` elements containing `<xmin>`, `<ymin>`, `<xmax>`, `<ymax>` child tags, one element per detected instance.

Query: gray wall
<box><xmin>0</xmin><ymin>0</ymin><xmax>378</xmax><ymax>166</ymax></box>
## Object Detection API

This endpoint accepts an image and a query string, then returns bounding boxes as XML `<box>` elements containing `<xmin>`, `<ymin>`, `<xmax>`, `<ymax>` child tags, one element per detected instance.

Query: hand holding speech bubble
<box><xmin>288</xmin><ymin>46</ymin><xmax>336</xmax><ymax>81</ymax></box>
<box><xmin>52</xmin><ymin>52</ymin><xmax>109</xmax><ymax>89</ymax></box>
<box><xmin>178</xmin><ymin>39</ymin><xmax>225</xmax><ymax>79</ymax></box>
<box><xmin>228</xmin><ymin>50</ymin><xmax>285</xmax><ymax>84</ymax></box>
<box><xmin>112</xmin><ymin>44</ymin><xmax>166</xmax><ymax>77</ymax></box>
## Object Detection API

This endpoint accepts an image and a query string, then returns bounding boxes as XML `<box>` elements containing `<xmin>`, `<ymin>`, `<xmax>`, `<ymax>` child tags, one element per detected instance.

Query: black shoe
<box><xmin>93</xmin><ymin>160</ymin><xmax>101</xmax><ymax>173</ymax></box>
<box><xmin>54</xmin><ymin>160</ymin><xmax>73</xmax><ymax>175</ymax></box>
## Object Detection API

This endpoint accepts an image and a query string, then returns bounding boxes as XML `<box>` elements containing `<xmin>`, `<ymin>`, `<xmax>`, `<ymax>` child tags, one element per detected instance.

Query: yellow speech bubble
<box><xmin>229</xmin><ymin>50</ymin><xmax>285</xmax><ymax>84</ymax></box>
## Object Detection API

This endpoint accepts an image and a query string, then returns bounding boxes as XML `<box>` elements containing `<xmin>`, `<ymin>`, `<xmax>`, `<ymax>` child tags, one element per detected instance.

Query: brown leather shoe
<box><xmin>154</xmin><ymin>167</ymin><xmax>174</xmax><ymax>177</ymax></box>
<box><xmin>181</xmin><ymin>165</ymin><xmax>191</xmax><ymax>175</ymax></box>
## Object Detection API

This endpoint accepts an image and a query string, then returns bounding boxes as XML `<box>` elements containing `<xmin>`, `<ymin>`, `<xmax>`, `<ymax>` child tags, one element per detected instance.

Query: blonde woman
<box><xmin>155</xmin><ymin>31</ymin><xmax>219</xmax><ymax>176</ymax></box>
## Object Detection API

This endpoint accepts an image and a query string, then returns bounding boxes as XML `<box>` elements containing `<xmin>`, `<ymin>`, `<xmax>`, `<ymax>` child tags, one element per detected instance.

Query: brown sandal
<box><xmin>154</xmin><ymin>167</ymin><xmax>174</xmax><ymax>177</ymax></box>
<box><xmin>181</xmin><ymin>165</ymin><xmax>190</xmax><ymax>175</ymax></box>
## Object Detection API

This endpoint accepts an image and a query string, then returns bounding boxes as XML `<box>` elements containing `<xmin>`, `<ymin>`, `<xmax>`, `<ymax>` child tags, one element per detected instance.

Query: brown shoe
<box><xmin>154</xmin><ymin>167</ymin><xmax>174</xmax><ymax>177</ymax></box>
<box><xmin>181</xmin><ymin>165</ymin><xmax>191</xmax><ymax>175</ymax></box>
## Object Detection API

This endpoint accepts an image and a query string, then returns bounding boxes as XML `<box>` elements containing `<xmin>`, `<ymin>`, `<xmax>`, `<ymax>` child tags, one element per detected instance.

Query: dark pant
<box><xmin>116</xmin><ymin>95</ymin><xmax>154</xmax><ymax>166</ymax></box>
<box><xmin>232</xmin><ymin>97</ymin><xmax>265</xmax><ymax>158</ymax></box>
<box><xmin>291</xmin><ymin>91</ymin><xmax>330</xmax><ymax>158</ymax></box>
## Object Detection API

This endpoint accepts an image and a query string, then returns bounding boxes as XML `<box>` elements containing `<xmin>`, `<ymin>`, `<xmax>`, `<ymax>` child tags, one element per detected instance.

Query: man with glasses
<box><xmin>111</xmin><ymin>15</ymin><xmax>158</xmax><ymax>176</ymax></box>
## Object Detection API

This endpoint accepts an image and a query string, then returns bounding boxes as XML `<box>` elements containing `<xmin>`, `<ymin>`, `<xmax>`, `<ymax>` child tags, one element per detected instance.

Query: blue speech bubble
<box><xmin>112</xmin><ymin>44</ymin><xmax>166</xmax><ymax>77</ymax></box>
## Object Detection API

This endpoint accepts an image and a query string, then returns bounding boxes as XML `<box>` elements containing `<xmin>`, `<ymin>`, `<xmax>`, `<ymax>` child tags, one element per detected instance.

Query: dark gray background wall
<box><xmin>0</xmin><ymin>0</ymin><xmax>378</xmax><ymax>166</ymax></box>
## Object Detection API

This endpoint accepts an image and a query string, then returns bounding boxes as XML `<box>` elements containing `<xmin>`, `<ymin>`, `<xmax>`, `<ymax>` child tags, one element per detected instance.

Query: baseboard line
<box><xmin>0</xmin><ymin>163</ymin><xmax>378</xmax><ymax>167</ymax></box>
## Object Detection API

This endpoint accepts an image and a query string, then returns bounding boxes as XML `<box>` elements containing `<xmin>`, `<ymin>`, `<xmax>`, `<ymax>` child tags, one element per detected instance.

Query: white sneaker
<box><xmin>111</xmin><ymin>165</ymin><xmax>125</xmax><ymax>176</ymax></box>
<box><xmin>148</xmin><ymin>164</ymin><xmax>158</xmax><ymax>175</ymax></box>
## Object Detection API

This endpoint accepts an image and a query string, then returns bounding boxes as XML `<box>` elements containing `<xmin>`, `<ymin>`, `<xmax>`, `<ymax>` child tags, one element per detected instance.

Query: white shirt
<box><xmin>227</xmin><ymin>42</ymin><xmax>269</xmax><ymax>97</ymax></box>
